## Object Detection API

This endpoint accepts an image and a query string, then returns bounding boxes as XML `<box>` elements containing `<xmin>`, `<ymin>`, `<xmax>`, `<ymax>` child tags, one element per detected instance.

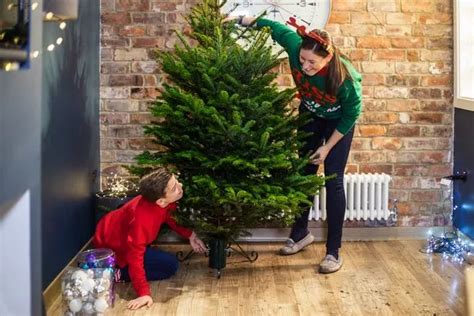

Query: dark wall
<box><xmin>41</xmin><ymin>0</ymin><xmax>100</xmax><ymax>288</ymax></box>
<box><xmin>0</xmin><ymin>2</ymin><xmax>43</xmax><ymax>315</ymax></box>
<box><xmin>453</xmin><ymin>108</ymin><xmax>474</xmax><ymax>239</ymax></box>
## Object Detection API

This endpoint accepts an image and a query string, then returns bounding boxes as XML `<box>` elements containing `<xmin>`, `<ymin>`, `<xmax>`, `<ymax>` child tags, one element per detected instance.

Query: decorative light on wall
<box><xmin>43</xmin><ymin>0</ymin><xmax>78</xmax><ymax>21</ymax></box>
<box><xmin>29</xmin><ymin>0</ymin><xmax>78</xmax><ymax>59</ymax></box>
<box><xmin>0</xmin><ymin>0</ymin><xmax>31</xmax><ymax>71</ymax></box>
<box><xmin>0</xmin><ymin>0</ymin><xmax>77</xmax><ymax>70</ymax></box>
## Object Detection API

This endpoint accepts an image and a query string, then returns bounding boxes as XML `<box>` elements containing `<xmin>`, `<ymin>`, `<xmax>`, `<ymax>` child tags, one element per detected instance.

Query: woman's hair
<box><xmin>300</xmin><ymin>29</ymin><xmax>353</xmax><ymax>97</ymax></box>
<box><xmin>139</xmin><ymin>167</ymin><xmax>172</xmax><ymax>202</ymax></box>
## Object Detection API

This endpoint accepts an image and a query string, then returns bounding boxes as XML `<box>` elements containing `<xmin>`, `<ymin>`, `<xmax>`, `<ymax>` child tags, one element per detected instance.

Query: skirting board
<box><xmin>43</xmin><ymin>238</ymin><xmax>93</xmax><ymax>314</ymax></box>
<box><xmin>158</xmin><ymin>226</ymin><xmax>447</xmax><ymax>242</ymax></box>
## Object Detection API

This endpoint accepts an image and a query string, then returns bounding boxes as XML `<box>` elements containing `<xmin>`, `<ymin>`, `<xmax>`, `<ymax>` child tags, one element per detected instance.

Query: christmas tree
<box><xmin>132</xmin><ymin>0</ymin><xmax>325</xmax><ymax>242</ymax></box>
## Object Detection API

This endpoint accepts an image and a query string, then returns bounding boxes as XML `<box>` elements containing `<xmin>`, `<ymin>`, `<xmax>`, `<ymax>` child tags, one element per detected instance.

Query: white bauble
<box><xmin>68</xmin><ymin>298</ymin><xmax>83</xmax><ymax>313</ymax></box>
<box><xmin>72</xmin><ymin>270</ymin><xmax>88</xmax><ymax>281</ymax></box>
<box><xmin>82</xmin><ymin>302</ymin><xmax>94</xmax><ymax>314</ymax></box>
<box><xmin>94</xmin><ymin>297</ymin><xmax>109</xmax><ymax>313</ymax></box>
<box><xmin>99</xmin><ymin>278</ymin><xmax>111</xmax><ymax>289</ymax></box>
<box><xmin>82</xmin><ymin>278</ymin><xmax>95</xmax><ymax>292</ymax></box>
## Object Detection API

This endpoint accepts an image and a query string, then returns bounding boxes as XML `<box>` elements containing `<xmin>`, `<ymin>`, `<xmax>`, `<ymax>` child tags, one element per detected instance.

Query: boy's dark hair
<box><xmin>139</xmin><ymin>167</ymin><xmax>172</xmax><ymax>202</ymax></box>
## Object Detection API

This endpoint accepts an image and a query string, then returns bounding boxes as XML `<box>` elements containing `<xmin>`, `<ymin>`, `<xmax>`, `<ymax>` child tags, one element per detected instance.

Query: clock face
<box><xmin>221</xmin><ymin>0</ymin><xmax>332</xmax><ymax>30</ymax></box>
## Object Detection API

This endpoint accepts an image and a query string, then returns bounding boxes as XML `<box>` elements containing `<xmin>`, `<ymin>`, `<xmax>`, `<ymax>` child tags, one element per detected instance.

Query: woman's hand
<box><xmin>310</xmin><ymin>130</ymin><xmax>344</xmax><ymax>165</ymax></box>
<box><xmin>127</xmin><ymin>295</ymin><xmax>153</xmax><ymax>310</ymax></box>
<box><xmin>222</xmin><ymin>15</ymin><xmax>239</xmax><ymax>24</ymax></box>
<box><xmin>222</xmin><ymin>15</ymin><xmax>256</xmax><ymax>26</ymax></box>
<box><xmin>190</xmin><ymin>232</ymin><xmax>207</xmax><ymax>254</ymax></box>
<box><xmin>309</xmin><ymin>145</ymin><xmax>330</xmax><ymax>165</ymax></box>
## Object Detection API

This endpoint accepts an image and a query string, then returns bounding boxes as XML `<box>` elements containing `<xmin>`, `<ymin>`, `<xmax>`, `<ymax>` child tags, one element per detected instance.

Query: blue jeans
<box><xmin>290</xmin><ymin>105</ymin><xmax>354</xmax><ymax>252</ymax></box>
<box><xmin>120</xmin><ymin>247</ymin><xmax>179</xmax><ymax>282</ymax></box>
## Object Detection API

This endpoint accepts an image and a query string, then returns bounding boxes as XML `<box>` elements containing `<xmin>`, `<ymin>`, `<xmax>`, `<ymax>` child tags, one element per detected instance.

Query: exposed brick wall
<box><xmin>100</xmin><ymin>0</ymin><xmax>453</xmax><ymax>227</ymax></box>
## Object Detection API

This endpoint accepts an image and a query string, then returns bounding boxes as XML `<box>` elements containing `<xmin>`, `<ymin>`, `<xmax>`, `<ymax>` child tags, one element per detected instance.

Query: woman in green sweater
<box><xmin>231</xmin><ymin>16</ymin><xmax>362</xmax><ymax>273</ymax></box>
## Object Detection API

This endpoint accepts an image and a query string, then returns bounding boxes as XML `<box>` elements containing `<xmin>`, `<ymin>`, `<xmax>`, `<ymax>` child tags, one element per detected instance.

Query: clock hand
<box><xmin>222</xmin><ymin>2</ymin><xmax>241</xmax><ymax>16</ymax></box>
<box><xmin>263</xmin><ymin>0</ymin><xmax>311</xmax><ymax>25</ymax></box>
<box><xmin>251</xmin><ymin>1</ymin><xmax>312</xmax><ymax>6</ymax></box>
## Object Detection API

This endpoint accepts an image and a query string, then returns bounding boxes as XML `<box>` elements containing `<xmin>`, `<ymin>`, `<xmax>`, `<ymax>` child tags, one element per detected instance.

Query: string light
<box><xmin>33</xmin><ymin>8</ymin><xmax>69</xmax><ymax>58</ymax></box>
<box><xmin>422</xmin><ymin>232</ymin><xmax>470</xmax><ymax>263</ymax></box>
<box><xmin>420</xmin><ymin>175</ymin><xmax>470</xmax><ymax>263</ymax></box>
<box><xmin>3</xmin><ymin>61</ymin><xmax>19</xmax><ymax>71</ymax></box>
<box><xmin>97</xmin><ymin>174</ymin><xmax>138</xmax><ymax>199</ymax></box>
<box><xmin>1</xmin><ymin>2</ymin><xmax>71</xmax><ymax>70</ymax></box>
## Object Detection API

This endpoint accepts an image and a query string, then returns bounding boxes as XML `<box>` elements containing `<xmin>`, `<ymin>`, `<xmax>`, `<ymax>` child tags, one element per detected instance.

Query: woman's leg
<box><xmin>323</xmin><ymin>127</ymin><xmax>354</xmax><ymax>255</ymax></box>
<box><xmin>289</xmin><ymin>112</ymin><xmax>325</xmax><ymax>242</ymax></box>
<box><xmin>120</xmin><ymin>247</ymin><xmax>179</xmax><ymax>281</ymax></box>
<box><xmin>290</xmin><ymin>110</ymin><xmax>326</xmax><ymax>242</ymax></box>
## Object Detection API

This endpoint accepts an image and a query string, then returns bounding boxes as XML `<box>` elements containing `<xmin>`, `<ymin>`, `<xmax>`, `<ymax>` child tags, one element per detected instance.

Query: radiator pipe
<box><xmin>444</xmin><ymin>171</ymin><xmax>468</xmax><ymax>182</ymax></box>
<box><xmin>388</xmin><ymin>199</ymin><xmax>398</xmax><ymax>223</ymax></box>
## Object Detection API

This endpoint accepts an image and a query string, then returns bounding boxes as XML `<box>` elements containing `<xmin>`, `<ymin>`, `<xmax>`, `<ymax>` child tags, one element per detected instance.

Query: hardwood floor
<box><xmin>47</xmin><ymin>240</ymin><xmax>466</xmax><ymax>315</ymax></box>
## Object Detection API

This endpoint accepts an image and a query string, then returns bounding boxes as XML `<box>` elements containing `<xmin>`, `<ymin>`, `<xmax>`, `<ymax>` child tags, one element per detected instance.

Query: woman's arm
<box><xmin>225</xmin><ymin>16</ymin><xmax>301</xmax><ymax>54</ymax></box>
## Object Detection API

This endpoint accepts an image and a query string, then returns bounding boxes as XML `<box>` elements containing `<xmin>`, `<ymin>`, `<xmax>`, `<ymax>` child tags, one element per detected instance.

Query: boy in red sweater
<box><xmin>93</xmin><ymin>167</ymin><xmax>206</xmax><ymax>310</ymax></box>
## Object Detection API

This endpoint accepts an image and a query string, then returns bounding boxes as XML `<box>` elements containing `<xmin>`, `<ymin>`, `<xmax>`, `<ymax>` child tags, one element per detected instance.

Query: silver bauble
<box><xmin>62</xmin><ymin>289</ymin><xmax>74</xmax><ymax>301</ymax></box>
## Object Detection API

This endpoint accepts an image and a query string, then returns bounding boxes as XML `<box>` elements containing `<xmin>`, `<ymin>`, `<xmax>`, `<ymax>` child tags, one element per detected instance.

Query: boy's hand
<box><xmin>190</xmin><ymin>231</ymin><xmax>207</xmax><ymax>254</ymax></box>
<box><xmin>127</xmin><ymin>295</ymin><xmax>153</xmax><ymax>310</ymax></box>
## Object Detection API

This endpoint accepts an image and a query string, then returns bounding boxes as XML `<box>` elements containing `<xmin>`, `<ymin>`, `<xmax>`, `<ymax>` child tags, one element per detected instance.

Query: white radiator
<box><xmin>309</xmin><ymin>173</ymin><xmax>392</xmax><ymax>221</ymax></box>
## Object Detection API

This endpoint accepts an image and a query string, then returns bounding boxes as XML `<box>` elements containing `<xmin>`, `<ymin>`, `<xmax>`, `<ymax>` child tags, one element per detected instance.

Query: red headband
<box><xmin>286</xmin><ymin>17</ymin><xmax>334</xmax><ymax>55</ymax></box>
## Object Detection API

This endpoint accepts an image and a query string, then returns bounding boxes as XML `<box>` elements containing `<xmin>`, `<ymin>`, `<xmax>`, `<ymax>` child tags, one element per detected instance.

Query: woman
<box><xmin>231</xmin><ymin>16</ymin><xmax>362</xmax><ymax>273</ymax></box>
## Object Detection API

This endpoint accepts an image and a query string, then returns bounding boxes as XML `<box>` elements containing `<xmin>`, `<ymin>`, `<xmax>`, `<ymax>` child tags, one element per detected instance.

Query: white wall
<box><xmin>0</xmin><ymin>191</ymin><xmax>31</xmax><ymax>316</ymax></box>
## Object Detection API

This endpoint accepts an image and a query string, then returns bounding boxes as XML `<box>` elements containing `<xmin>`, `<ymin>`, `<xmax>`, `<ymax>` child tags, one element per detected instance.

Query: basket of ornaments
<box><xmin>61</xmin><ymin>248</ymin><xmax>116</xmax><ymax>315</ymax></box>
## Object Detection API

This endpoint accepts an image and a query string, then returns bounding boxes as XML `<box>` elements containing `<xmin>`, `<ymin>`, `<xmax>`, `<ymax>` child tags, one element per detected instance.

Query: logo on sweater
<box><xmin>302</xmin><ymin>99</ymin><xmax>321</xmax><ymax>112</ymax></box>
<box><xmin>326</xmin><ymin>105</ymin><xmax>341</xmax><ymax>112</ymax></box>
<box><xmin>303</xmin><ymin>99</ymin><xmax>341</xmax><ymax>113</ymax></box>
<box><xmin>292</xmin><ymin>69</ymin><xmax>337</xmax><ymax>104</ymax></box>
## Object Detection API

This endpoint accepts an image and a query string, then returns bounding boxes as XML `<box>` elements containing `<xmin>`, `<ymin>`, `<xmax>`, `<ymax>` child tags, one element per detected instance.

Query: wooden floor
<box><xmin>47</xmin><ymin>240</ymin><xmax>466</xmax><ymax>315</ymax></box>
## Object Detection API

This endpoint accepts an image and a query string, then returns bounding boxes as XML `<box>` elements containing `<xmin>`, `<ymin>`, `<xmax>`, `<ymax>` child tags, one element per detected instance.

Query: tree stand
<box><xmin>176</xmin><ymin>238</ymin><xmax>259</xmax><ymax>279</ymax></box>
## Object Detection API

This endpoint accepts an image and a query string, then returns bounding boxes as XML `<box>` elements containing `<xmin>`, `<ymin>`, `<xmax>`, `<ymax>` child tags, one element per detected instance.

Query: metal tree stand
<box><xmin>176</xmin><ymin>238</ymin><xmax>259</xmax><ymax>279</ymax></box>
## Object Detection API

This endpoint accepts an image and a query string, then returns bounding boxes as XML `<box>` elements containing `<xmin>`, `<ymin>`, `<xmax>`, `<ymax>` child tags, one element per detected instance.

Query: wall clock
<box><xmin>222</xmin><ymin>0</ymin><xmax>332</xmax><ymax>30</ymax></box>
<box><xmin>221</xmin><ymin>0</ymin><xmax>332</xmax><ymax>56</ymax></box>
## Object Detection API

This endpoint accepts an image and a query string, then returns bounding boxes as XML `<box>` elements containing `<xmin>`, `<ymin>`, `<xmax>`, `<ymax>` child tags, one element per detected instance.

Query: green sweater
<box><xmin>257</xmin><ymin>19</ymin><xmax>362</xmax><ymax>135</ymax></box>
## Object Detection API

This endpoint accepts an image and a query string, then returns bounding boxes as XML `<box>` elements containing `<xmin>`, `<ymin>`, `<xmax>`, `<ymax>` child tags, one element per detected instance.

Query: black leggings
<box><xmin>290</xmin><ymin>106</ymin><xmax>354</xmax><ymax>252</ymax></box>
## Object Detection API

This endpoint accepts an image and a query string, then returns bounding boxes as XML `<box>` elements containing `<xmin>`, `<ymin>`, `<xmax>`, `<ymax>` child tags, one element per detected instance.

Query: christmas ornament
<box><xmin>68</xmin><ymin>298</ymin><xmax>82</xmax><ymax>313</ymax></box>
<box><xmin>94</xmin><ymin>297</ymin><xmax>109</xmax><ymax>313</ymax></box>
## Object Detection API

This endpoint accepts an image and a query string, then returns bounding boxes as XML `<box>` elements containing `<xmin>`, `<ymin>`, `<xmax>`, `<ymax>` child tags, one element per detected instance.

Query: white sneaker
<box><xmin>279</xmin><ymin>232</ymin><xmax>314</xmax><ymax>255</ymax></box>
<box><xmin>318</xmin><ymin>254</ymin><xmax>343</xmax><ymax>273</ymax></box>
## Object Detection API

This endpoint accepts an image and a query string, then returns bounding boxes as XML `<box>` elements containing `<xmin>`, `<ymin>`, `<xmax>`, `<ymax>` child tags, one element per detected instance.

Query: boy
<box><xmin>93</xmin><ymin>167</ymin><xmax>206</xmax><ymax>310</ymax></box>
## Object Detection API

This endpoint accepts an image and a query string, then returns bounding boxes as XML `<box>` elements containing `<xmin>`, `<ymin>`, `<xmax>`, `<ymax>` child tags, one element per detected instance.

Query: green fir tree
<box><xmin>132</xmin><ymin>0</ymin><xmax>325</xmax><ymax>241</ymax></box>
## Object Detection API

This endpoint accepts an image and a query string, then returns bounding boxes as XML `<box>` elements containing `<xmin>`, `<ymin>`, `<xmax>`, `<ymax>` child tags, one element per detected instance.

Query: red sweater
<box><xmin>93</xmin><ymin>195</ymin><xmax>192</xmax><ymax>297</ymax></box>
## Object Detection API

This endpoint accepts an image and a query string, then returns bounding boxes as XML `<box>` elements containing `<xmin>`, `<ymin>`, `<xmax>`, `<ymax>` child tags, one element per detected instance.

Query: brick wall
<box><xmin>100</xmin><ymin>0</ymin><xmax>453</xmax><ymax>227</ymax></box>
